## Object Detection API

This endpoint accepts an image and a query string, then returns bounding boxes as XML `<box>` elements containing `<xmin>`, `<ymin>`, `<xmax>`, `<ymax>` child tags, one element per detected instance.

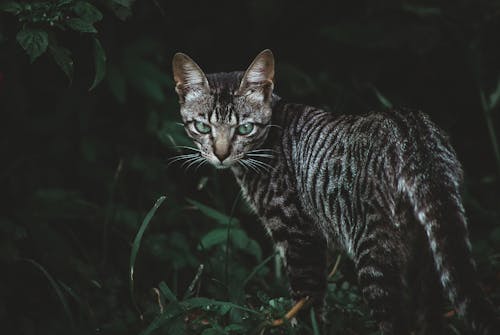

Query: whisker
<box><xmin>265</xmin><ymin>124</ymin><xmax>283</xmax><ymax>130</ymax></box>
<box><xmin>167</xmin><ymin>153</ymin><xmax>199</xmax><ymax>166</ymax></box>
<box><xmin>185</xmin><ymin>157</ymin><xmax>205</xmax><ymax>170</ymax></box>
<box><xmin>181</xmin><ymin>156</ymin><xmax>201</xmax><ymax>168</ymax></box>
<box><xmin>246</xmin><ymin>153</ymin><xmax>274</xmax><ymax>158</ymax></box>
<box><xmin>246</xmin><ymin>158</ymin><xmax>273</xmax><ymax>172</ymax></box>
<box><xmin>241</xmin><ymin>159</ymin><xmax>260</xmax><ymax>174</ymax></box>
<box><xmin>175</xmin><ymin>145</ymin><xmax>200</xmax><ymax>152</ymax></box>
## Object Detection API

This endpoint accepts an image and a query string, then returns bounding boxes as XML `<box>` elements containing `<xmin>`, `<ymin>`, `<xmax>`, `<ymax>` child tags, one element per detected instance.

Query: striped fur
<box><xmin>173</xmin><ymin>50</ymin><xmax>499</xmax><ymax>334</ymax></box>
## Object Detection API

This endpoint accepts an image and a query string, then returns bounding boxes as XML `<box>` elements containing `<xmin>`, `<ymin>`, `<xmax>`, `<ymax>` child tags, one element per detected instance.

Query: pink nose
<box><xmin>214</xmin><ymin>150</ymin><xmax>230</xmax><ymax>162</ymax></box>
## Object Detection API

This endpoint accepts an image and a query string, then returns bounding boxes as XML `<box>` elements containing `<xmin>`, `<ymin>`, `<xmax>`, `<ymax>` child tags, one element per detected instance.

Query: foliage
<box><xmin>0</xmin><ymin>1</ymin><xmax>499</xmax><ymax>334</ymax></box>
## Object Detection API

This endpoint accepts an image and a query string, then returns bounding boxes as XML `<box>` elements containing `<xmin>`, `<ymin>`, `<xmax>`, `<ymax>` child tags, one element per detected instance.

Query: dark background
<box><xmin>0</xmin><ymin>1</ymin><xmax>499</xmax><ymax>334</ymax></box>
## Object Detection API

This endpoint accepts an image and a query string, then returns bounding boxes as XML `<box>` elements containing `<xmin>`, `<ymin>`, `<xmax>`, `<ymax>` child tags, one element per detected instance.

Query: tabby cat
<box><xmin>171</xmin><ymin>50</ymin><xmax>498</xmax><ymax>334</ymax></box>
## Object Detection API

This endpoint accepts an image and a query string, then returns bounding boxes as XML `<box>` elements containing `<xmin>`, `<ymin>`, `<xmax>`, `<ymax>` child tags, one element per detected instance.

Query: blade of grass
<box><xmin>310</xmin><ymin>308</ymin><xmax>320</xmax><ymax>335</ymax></box>
<box><xmin>243</xmin><ymin>252</ymin><xmax>276</xmax><ymax>288</ymax></box>
<box><xmin>158</xmin><ymin>281</ymin><xmax>177</xmax><ymax>303</ymax></box>
<box><xmin>130</xmin><ymin>195</ymin><xmax>167</xmax><ymax>318</ymax></box>
<box><xmin>21</xmin><ymin>258</ymin><xmax>74</xmax><ymax>328</ymax></box>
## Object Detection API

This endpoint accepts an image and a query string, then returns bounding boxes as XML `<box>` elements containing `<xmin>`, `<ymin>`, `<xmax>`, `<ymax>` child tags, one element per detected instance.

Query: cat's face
<box><xmin>172</xmin><ymin>50</ymin><xmax>275</xmax><ymax>169</ymax></box>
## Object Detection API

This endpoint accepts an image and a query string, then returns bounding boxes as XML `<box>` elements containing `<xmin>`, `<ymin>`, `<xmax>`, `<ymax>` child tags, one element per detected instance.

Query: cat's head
<box><xmin>172</xmin><ymin>50</ymin><xmax>275</xmax><ymax>169</ymax></box>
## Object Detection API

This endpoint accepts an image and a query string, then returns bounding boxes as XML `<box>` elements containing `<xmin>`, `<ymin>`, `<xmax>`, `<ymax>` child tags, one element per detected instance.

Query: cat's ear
<box><xmin>172</xmin><ymin>52</ymin><xmax>209</xmax><ymax>102</ymax></box>
<box><xmin>237</xmin><ymin>49</ymin><xmax>275</xmax><ymax>102</ymax></box>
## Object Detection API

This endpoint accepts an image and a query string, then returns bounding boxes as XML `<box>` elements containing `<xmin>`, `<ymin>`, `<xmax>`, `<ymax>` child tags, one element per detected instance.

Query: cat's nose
<box><xmin>214</xmin><ymin>142</ymin><xmax>231</xmax><ymax>162</ymax></box>
<box><xmin>214</xmin><ymin>149</ymin><xmax>230</xmax><ymax>162</ymax></box>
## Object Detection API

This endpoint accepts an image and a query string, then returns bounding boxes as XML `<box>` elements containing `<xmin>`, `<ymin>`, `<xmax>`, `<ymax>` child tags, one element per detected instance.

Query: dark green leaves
<box><xmin>16</xmin><ymin>28</ymin><xmax>48</xmax><ymax>62</ymax></box>
<box><xmin>0</xmin><ymin>2</ymin><xmax>23</xmax><ymax>14</ymax></box>
<box><xmin>73</xmin><ymin>1</ymin><xmax>103</xmax><ymax>23</ymax></box>
<box><xmin>90</xmin><ymin>38</ymin><xmax>106</xmax><ymax>90</ymax></box>
<box><xmin>66</xmin><ymin>18</ymin><xmax>97</xmax><ymax>33</ymax></box>
<box><xmin>49</xmin><ymin>44</ymin><xmax>74</xmax><ymax>82</ymax></box>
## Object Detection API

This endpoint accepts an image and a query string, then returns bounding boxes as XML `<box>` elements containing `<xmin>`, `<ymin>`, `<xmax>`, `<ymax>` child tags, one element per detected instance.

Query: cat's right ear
<box><xmin>237</xmin><ymin>49</ymin><xmax>275</xmax><ymax>102</ymax></box>
<box><xmin>172</xmin><ymin>53</ymin><xmax>209</xmax><ymax>102</ymax></box>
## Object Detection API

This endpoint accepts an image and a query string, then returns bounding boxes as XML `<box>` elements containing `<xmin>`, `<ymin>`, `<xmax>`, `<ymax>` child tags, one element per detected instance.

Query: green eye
<box><xmin>194</xmin><ymin>121</ymin><xmax>211</xmax><ymax>134</ymax></box>
<box><xmin>237</xmin><ymin>123</ymin><xmax>254</xmax><ymax>135</ymax></box>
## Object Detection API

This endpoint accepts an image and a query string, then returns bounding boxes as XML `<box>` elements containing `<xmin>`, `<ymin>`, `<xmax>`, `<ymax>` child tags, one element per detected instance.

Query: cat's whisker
<box><xmin>181</xmin><ymin>156</ymin><xmax>202</xmax><ymax>168</ymax></box>
<box><xmin>246</xmin><ymin>158</ymin><xmax>273</xmax><ymax>172</ymax></box>
<box><xmin>167</xmin><ymin>153</ymin><xmax>199</xmax><ymax>166</ymax></box>
<box><xmin>246</xmin><ymin>153</ymin><xmax>274</xmax><ymax>158</ymax></box>
<box><xmin>265</xmin><ymin>124</ymin><xmax>283</xmax><ymax>130</ymax></box>
<box><xmin>175</xmin><ymin>145</ymin><xmax>200</xmax><ymax>152</ymax></box>
<box><xmin>241</xmin><ymin>158</ymin><xmax>261</xmax><ymax>174</ymax></box>
<box><xmin>194</xmin><ymin>159</ymin><xmax>208</xmax><ymax>172</ymax></box>
<box><xmin>185</xmin><ymin>157</ymin><xmax>205</xmax><ymax>170</ymax></box>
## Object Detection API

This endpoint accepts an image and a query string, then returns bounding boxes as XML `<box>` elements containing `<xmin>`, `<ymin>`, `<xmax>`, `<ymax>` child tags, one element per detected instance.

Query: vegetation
<box><xmin>0</xmin><ymin>1</ymin><xmax>498</xmax><ymax>334</ymax></box>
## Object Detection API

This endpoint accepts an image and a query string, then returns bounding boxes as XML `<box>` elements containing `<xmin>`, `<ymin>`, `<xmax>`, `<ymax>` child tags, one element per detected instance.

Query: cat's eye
<box><xmin>237</xmin><ymin>123</ymin><xmax>254</xmax><ymax>135</ymax></box>
<box><xmin>194</xmin><ymin>121</ymin><xmax>211</xmax><ymax>134</ymax></box>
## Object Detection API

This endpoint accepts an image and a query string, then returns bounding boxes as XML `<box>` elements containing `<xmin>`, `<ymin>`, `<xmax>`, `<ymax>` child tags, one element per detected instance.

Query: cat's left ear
<box><xmin>172</xmin><ymin>52</ymin><xmax>210</xmax><ymax>103</ymax></box>
<box><xmin>237</xmin><ymin>49</ymin><xmax>275</xmax><ymax>102</ymax></box>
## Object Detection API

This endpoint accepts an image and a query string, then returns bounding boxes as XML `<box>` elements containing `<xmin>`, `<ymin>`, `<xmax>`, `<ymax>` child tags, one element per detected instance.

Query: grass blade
<box><xmin>130</xmin><ymin>195</ymin><xmax>167</xmax><ymax>317</ymax></box>
<box><xmin>310</xmin><ymin>308</ymin><xmax>320</xmax><ymax>335</ymax></box>
<box><xmin>21</xmin><ymin>258</ymin><xmax>74</xmax><ymax>328</ymax></box>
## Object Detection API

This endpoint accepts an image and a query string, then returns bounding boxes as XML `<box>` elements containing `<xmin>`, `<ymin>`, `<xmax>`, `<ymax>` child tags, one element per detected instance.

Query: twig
<box><xmin>271</xmin><ymin>297</ymin><xmax>310</xmax><ymax>327</ymax></box>
<box><xmin>152</xmin><ymin>288</ymin><xmax>164</xmax><ymax>314</ymax></box>
<box><xmin>328</xmin><ymin>254</ymin><xmax>342</xmax><ymax>280</ymax></box>
<box><xmin>270</xmin><ymin>254</ymin><xmax>342</xmax><ymax>328</ymax></box>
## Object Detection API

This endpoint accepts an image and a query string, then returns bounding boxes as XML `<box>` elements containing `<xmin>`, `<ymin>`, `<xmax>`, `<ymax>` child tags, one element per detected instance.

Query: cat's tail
<box><xmin>401</xmin><ymin>111</ymin><xmax>498</xmax><ymax>334</ymax></box>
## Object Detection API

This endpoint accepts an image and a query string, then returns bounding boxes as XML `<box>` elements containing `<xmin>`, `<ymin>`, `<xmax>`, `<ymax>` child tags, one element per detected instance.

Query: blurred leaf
<box><xmin>16</xmin><ymin>28</ymin><xmax>48</xmax><ymax>62</ymax></box>
<box><xmin>158</xmin><ymin>281</ymin><xmax>178</xmax><ymax>303</ymax></box>
<box><xmin>21</xmin><ymin>259</ymin><xmax>74</xmax><ymax>327</ymax></box>
<box><xmin>49</xmin><ymin>44</ymin><xmax>74</xmax><ymax>83</ymax></box>
<box><xmin>106</xmin><ymin>63</ymin><xmax>126</xmax><ymax>103</ymax></box>
<box><xmin>129</xmin><ymin>196</ymin><xmax>167</xmax><ymax>314</ymax></box>
<box><xmin>488</xmin><ymin>77</ymin><xmax>500</xmax><ymax>111</ymax></box>
<box><xmin>401</xmin><ymin>4</ymin><xmax>441</xmax><ymax>17</ymax></box>
<box><xmin>73</xmin><ymin>1</ymin><xmax>103</xmax><ymax>23</ymax></box>
<box><xmin>0</xmin><ymin>1</ymin><xmax>22</xmax><ymax>13</ymax></box>
<box><xmin>89</xmin><ymin>38</ymin><xmax>106</xmax><ymax>90</ymax></box>
<box><xmin>371</xmin><ymin>85</ymin><xmax>393</xmax><ymax>109</ymax></box>
<box><xmin>66</xmin><ymin>18</ymin><xmax>97</xmax><ymax>33</ymax></box>
<box><xmin>187</xmin><ymin>199</ymin><xmax>240</xmax><ymax>225</ymax></box>
<box><xmin>199</xmin><ymin>228</ymin><xmax>230</xmax><ymax>249</ymax></box>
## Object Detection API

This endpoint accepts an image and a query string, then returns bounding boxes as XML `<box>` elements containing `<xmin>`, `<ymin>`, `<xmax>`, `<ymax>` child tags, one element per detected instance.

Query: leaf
<box><xmin>49</xmin><ymin>44</ymin><xmax>74</xmax><ymax>83</ymax></box>
<box><xmin>16</xmin><ymin>28</ymin><xmax>48</xmax><ymax>62</ymax></box>
<box><xmin>0</xmin><ymin>1</ymin><xmax>22</xmax><ymax>13</ymax></box>
<box><xmin>112</xmin><ymin>0</ymin><xmax>134</xmax><ymax>7</ymax></box>
<box><xmin>106</xmin><ymin>64</ymin><xmax>126</xmax><ymax>103</ymax></box>
<box><xmin>310</xmin><ymin>308</ymin><xmax>320</xmax><ymax>335</ymax></box>
<box><xmin>187</xmin><ymin>199</ymin><xmax>240</xmax><ymax>225</ymax></box>
<box><xmin>21</xmin><ymin>259</ymin><xmax>74</xmax><ymax>327</ymax></box>
<box><xmin>199</xmin><ymin>228</ymin><xmax>230</xmax><ymax>249</ymax></box>
<box><xmin>488</xmin><ymin>77</ymin><xmax>500</xmax><ymax>111</ymax></box>
<box><xmin>371</xmin><ymin>85</ymin><xmax>393</xmax><ymax>109</ymax></box>
<box><xmin>73</xmin><ymin>1</ymin><xmax>103</xmax><ymax>23</ymax></box>
<box><xmin>129</xmin><ymin>196</ymin><xmax>167</xmax><ymax>315</ymax></box>
<box><xmin>158</xmin><ymin>281</ymin><xmax>177</xmax><ymax>303</ymax></box>
<box><xmin>65</xmin><ymin>18</ymin><xmax>97</xmax><ymax>33</ymax></box>
<box><xmin>89</xmin><ymin>38</ymin><xmax>106</xmax><ymax>90</ymax></box>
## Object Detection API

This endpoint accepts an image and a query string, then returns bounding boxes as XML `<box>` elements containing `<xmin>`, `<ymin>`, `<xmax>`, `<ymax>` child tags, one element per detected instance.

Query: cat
<box><xmin>171</xmin><ymin>49</ymin><xmax>499</xmax><ymax>334</ymax></box>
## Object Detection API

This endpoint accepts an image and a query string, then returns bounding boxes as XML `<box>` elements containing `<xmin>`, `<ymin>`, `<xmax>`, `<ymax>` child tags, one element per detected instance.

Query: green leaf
<box><xmin>199</xmin><ymin>228</ymin><xmax>230</xmax><ymax>249</ymax></box>
<box><xmin>158</xmin><ymin>281</ymin><xmax>177</xmax><ymax>303</ymax></box>
<box><xmin>73</xmin><ymin>1</ymin><xmax>103</xmax><ymax>23</ymax></box>
<box><xmin>89</xmin><ymin>38</ymin><xmax>106</xmax><ymax>90</ymax></box>
<box><xmin>112</xmin><ymin>0</ymin><xmax>134</xmax><ymax>8</ymax></box>
<box><xmin>129</xmin><ymin>196</ymin><xmax>167</xmax><ymax>315</ymax></box>
<box><xmin>310</xmin><ymin>308</ymin><xmax>320</xmax><ymax>335</ymax></box>
<box><xmin>65</xmin><ymin>18</ymin><xmax>97</xmax><ymax>33</ymax></box>
<box><xmin>371</xmin><ymin>85</ymin><xmax>393</xmax><ymax>109</ymax></box>
<box><xmin>106</xmin><ymin>64</ymin><xmax>126</xmax><ymax>103</ymax></box>
<box><xmin>16</xmin><ymin>28</ymin><xmax>48</xmax><ymax>62</ymax></box>
<box><xmin>21</xmin><ymin>259</ymin><xmax>74</xmax><ymax>327</ymax></box>
<box><xmin>0</xmin><ymin>1</ymin><xmax>22</xmax><ymax>13</ymax></box>
<box><xmin>49</xmin><ymin>44</ymin><xmax>74</xmax><ymax>83</ymax></box>
<box><xmin>187</xmin><ymin>199</ymin><xmax>239</xmax><ymax>225</ymax></box>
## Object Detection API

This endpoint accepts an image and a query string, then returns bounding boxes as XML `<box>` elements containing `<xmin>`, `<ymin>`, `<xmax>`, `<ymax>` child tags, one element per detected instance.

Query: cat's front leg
<box><xmin>265</xmin><ymin>214</ymin><xmax>328</xmax><ymax>318</ymax></box>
